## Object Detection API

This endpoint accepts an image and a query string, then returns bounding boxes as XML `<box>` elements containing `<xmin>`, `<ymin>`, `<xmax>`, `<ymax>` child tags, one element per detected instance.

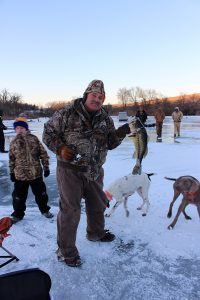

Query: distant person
<box><xmin>0</xmin><ymin>110</ymin><xmax>8</xmax><ymax>153</ymax></box>
<box><xmin>135</xmin><ymin>107</ymin><xmax>148</xmax><ymax>124</ymax></box>
<box><xmin>154</xmin><ymin>108</ymin><xmax>165</xmax><ymax>140</ymax></box>
<box><xmin>9</xmin><ymin>115</ymin><xmax>53</xmax><ymax>223</ymax></box>
<box><xmin>172</xmin><ymin>107</ymin><xmax>183</xmax><ymax>137</ymax></box>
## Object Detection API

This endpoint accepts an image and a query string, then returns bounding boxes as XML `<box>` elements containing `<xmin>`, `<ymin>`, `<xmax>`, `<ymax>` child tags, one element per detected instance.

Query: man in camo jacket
<box><xmin>43</xmin><ymin>79</ymin><xmax>130</xmax><ymax>267</ymax></box>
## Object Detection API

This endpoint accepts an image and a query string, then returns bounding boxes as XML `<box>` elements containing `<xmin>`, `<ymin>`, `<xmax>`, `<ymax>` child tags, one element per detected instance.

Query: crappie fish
<box><xmin>128</xmin><ymin>117</ymin><xmax>148</xmax><ymax>174</ymax></box>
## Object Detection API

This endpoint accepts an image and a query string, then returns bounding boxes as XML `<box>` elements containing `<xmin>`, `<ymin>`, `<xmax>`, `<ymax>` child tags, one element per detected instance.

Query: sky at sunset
<box><xmin>0</xmin><ymin>0</ymin><xmax>200</xmax><ymax>106</ymax></box>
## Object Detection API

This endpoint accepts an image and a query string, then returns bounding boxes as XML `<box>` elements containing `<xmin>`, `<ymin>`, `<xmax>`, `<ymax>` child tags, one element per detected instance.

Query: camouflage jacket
<box><xmin>43</xmin><ymin>98</ymin><xmax>124</xmax><ymax>181</ymax></box>
<box><xmin>9</xmin><ymin>131</ymin><xmax>49</xmax><ymax>181</ymax></box>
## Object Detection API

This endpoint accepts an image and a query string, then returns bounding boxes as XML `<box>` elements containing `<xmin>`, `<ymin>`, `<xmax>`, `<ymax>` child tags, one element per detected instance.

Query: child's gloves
<box><xmin>116</xmin><ymin>123</ymin><xmax>131</xmax><ymax>138</ymax></box>
<box><xmin>57</xmin><ymin>145</ymin><xmax>75</xmax><ymax>161</ymax></box>
<box><xmin>44</xmin><ymin>169</ymin><xmax>50</xmax><ymax>177</ymax></box>
<box><xmin>10</xmin><ymin>173</ymin><xmax>16</xmax><ymax>182</ymax></box>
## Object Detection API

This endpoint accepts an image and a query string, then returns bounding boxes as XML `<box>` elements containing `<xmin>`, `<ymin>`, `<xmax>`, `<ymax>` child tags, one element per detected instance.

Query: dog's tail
<box><xmin>164</xmin><ymin>176</ymin><xmax>177</xmax><ymax>181</ymax></box>
<box><xmin>147</xmin><ymin>173</ymin><xmax>156</xmax><ymax>180</ymax></box>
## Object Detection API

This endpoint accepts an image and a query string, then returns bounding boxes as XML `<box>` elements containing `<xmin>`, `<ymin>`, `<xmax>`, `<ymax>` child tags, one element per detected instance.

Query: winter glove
<box><xmin>57</xmin><ymin>145</ymin><xmax>75</xmax><ymax>161</ymax></box>
<box><xmin>44</xmin><ymin>169</ymin><xmax>50</xmax><ymax>177</ymax></box>
<box><xmin>10</xmin><ymin>173</ymin><xmax>16</xmax><ymax>182</ymax></box>
<box><xmin>116</xmin><ymin>123</ymin><xmax>131</xmax><ymax>138</ymax></box>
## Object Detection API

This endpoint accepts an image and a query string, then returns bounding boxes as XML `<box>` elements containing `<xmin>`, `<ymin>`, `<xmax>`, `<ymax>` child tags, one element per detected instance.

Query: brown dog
<box><xmin>165</xmin><ymin>176</ymin><xmax>200</xmax><ymax>229</ymax></box>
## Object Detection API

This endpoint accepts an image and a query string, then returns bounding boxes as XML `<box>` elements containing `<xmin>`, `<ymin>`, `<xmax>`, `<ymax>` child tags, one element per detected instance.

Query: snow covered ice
<box><xmin>0</xmin><ymin>116</ymin><xmax>200</xmax><ymax>300</ymax></box>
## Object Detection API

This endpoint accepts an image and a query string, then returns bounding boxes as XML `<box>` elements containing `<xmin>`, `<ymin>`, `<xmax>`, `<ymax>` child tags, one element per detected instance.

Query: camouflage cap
<box><xmin>84</xmin><ymin>80</ymin><xmax>105</xmax><ymax>95</ymax></box>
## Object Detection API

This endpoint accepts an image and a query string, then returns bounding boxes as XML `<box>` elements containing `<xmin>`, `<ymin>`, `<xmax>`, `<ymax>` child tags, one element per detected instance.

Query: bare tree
<box><xmin>0</xmin><ymin>89</ymin><xmax>10</xmax><ymax>104</ymax></box>
<box><xmin>10</xmin><ymin>93</ymin><xmax>22</xmax><ymax>115</ymax></box>
<box><xmin>10</xmin><ymin>94</ymin><xmax>22</xmax><ymax>104</ymax></box>
<box><xmin>128</xmin><ymin>86</ymin><xmax>143</xmax><ymax>105</ymax></box>
<box><xmin>145</xmin><ymin>89</ymin><xmax>159</xmax><ymax>103</ymax></box>
<box><xmin>137</xmin><ymin>89</ymin><xmax>147</xmax><ymax>107</ymax></box>
<box><xmin>117</xmin><ymin>88</ymin><xmax>129</xmax><ymax>109</ymax></box>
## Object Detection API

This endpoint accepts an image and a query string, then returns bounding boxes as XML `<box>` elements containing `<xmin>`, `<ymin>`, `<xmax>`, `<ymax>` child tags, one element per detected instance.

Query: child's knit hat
<box><xmin>13</xmin><ymin>114</ymin><xmax>28</xmax><ymax>130</ymax></box>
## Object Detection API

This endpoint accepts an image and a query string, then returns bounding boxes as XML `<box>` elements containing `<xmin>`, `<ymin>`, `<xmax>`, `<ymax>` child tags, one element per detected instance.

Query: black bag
<box><xmin>0</xmin><ymin>268</ymin><xmax>52</xmax><ymax>300</ymax></box>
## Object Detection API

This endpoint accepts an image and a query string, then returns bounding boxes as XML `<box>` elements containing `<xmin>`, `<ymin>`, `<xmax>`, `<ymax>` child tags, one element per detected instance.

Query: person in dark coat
<box><xmin>0</xmin><ymin>111</ymin><xmax>8</xmax><ymax>153</ymax></box>
<box><xmin>135</xmin><ymin>107</ymin><xmax>148</xmax><ymax>124</ymax></box>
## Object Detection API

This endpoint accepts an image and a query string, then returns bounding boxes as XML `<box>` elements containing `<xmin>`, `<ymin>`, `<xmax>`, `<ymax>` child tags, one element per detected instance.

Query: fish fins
<box><xmin>143</xmin><ymin>146</ymin><xmax>148</xmax><ymax>158</ymax></box>
<box><xmin>142</xmin><ymin>136</ymin><xmax>149</xmax><ymax>158</ymax></box>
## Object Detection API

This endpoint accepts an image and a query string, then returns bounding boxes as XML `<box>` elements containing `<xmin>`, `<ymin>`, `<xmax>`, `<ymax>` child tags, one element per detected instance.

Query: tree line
<box><xmin>114</xmin><ymin>86</ymin><xmax>200</xmax><ymax>116</ymax></box>
<box><xmin>0</xmin><ymin>89</ymin><xmax>40</xmax><ymax>117</ymax></box>
<box><xmin>1</xmin><ymin>87</ymin><xmax>200</xmax><ymax>118</ymax></box>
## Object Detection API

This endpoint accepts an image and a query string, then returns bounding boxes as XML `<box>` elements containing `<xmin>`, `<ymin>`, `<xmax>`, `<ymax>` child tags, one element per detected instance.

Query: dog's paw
<box><xmin>168</xmin><ymin>225</ymin><xmax>174</xmax><ymax>230</ymax></box>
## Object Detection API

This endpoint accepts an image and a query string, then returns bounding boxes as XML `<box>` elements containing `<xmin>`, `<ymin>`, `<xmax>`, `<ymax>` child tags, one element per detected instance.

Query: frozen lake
<box><xmin>0</xmin><ymin>115</ymin><xmax>200</xmax><ymax>300</ymax></box>
<box><xmin>1</xmin><ymin>115</ymin><xmax>200</xmax><ymax>205</ymax></box>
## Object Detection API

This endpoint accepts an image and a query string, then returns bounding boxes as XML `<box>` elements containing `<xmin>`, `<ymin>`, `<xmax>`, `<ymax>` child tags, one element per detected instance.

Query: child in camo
<box><xmin>9</xmin><ymin>115</ymin><xmax>53</xmax><ymax>223</ymax></box>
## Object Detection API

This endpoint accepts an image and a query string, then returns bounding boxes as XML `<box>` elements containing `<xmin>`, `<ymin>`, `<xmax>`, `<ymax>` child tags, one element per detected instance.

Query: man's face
<box><xmin>15</xmin><ymin>126</ymin><xmax>27</xmax><ymax>134</ymax></box>
<box><xmin>84</xmin><ymin>92</ymin><xmax>105</xmax><ymax>112</ymax></box>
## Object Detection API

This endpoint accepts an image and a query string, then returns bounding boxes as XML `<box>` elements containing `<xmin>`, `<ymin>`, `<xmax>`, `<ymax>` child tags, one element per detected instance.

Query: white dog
<box><xmin>105</xmin><ymin>172</ymin><xmax>154</xmax><ymax>217</ymax></box>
